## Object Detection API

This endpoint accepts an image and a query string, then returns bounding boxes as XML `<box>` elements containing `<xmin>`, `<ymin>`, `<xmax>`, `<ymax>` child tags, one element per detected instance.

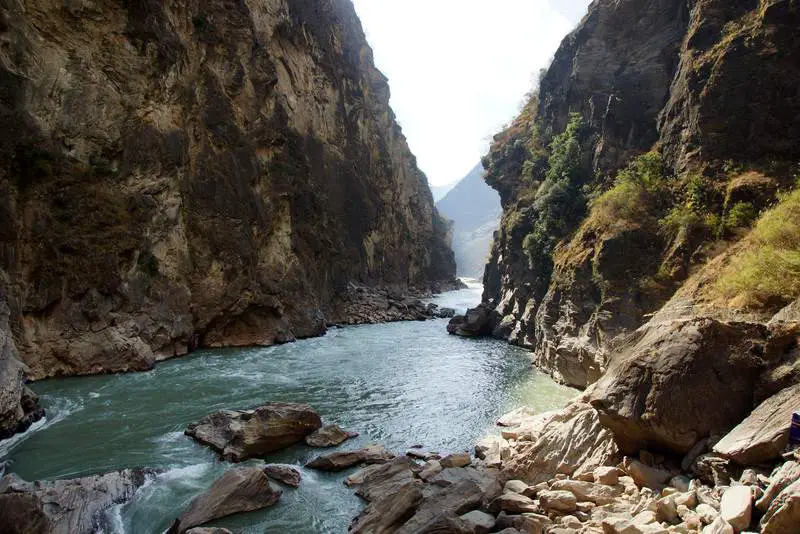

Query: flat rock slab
<box><xmin>714</xmin><ymin>383</ymin><xmax>800</xmax><ymax>466</ymax></box>
<box><xmin>169</xmin><ymin>467</ymin><xmax>280</xmax><ymax>533</ymax></box>
<box><xmin>0</xmin><ymin>468</ymin><xmax>153</xmax><ymax>534</ymax></box>
<box><xmin>720</xmin><ymin>485</ymin><xmax>752</xmax><ymax>532</ymax></box>
<box><xmin>263</xmin><ymin>465</ymin><xmax>301</xmax><ymax>487</ymax></box>
<box><xmin>304</xmin><ymin>424</ymin><xmax>358</xmax><ymax>447</ymax></box>
<box><xmin>185</xmin><ymin>402</ymin><xmax>322</xmax><ymax>462</ymax></box>
<box><xmin>306</xmin><ymin>445</ymin><xmax>394</xmax><ymax>471</ymax></box>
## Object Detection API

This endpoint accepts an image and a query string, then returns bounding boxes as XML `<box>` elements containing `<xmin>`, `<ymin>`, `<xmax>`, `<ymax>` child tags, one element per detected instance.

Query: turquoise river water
<box><xmin>0</xmin><ymin>281</ymin><xmax>575</xmax><ymax>533</ymax></box>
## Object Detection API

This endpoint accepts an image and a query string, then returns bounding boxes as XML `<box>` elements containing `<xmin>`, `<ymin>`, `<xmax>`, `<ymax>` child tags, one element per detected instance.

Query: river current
<box><xmin>0</xmin><ymin>280</ymin><xmax>575</xmax><ymax>533</ymax></box>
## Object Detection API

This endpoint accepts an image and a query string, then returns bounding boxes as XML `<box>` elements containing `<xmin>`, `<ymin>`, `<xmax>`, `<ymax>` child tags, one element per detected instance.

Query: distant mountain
<box><xmin>430</xmin><ymin>180</ymin><xmax>458</xmax><ymax>202</ymax></box>
<box><xmin>436</xmin><ymin>164</ymin><xmax>502</xmax><ymax>278</ymax></box>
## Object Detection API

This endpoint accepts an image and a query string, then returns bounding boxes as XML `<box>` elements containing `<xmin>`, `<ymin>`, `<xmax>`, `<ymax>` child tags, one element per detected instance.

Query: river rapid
<box><xmin>0</xmin><ymin>280</ymin><xmax>575</xmax><ymax>533</ymax></box>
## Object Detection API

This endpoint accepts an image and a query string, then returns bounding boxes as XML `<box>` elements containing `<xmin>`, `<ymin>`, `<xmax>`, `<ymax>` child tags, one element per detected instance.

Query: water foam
<box><xmin>0</xmin><ymin>396</ymin><xmax>82</xmax><ymax>458</ymax></box>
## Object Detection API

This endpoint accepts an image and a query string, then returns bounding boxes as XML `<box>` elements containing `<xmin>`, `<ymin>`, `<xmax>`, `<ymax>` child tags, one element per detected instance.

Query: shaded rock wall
<box><xmin>0</xmin><ymin>0</ymin><xmax>456</xmax><ymax>380</ymax></box>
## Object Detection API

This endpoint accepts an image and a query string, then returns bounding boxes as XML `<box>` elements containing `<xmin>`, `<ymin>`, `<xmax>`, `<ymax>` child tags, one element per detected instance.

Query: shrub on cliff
<box><xmin>716</xmin><ymin>187</ymin><xmax>800</xmax><ymax>308</ymax></box>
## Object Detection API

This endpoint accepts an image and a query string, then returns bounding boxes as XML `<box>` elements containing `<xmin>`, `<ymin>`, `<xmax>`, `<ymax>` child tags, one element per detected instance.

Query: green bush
<box><xmin>716</xmin><ymin>188</ymin><xmax>800</xmax><ymax>307</ymax></box>
<box><xmin>724</xmin><ymin>201</ymin><xmax>758</xmax><ymax>230</ymax></box>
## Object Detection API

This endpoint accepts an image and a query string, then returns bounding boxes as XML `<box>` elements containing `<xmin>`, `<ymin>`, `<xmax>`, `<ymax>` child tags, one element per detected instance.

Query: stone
<box><xmin>551</xmin><ymin>479</ymin><xmax>623</xmax><ymax>505</ymax></box>
<box><xmin>595</xmin><ymin>466</ymin><xmax>621</xmax><ymax>486</ymax></box>
<box><xmin>495</xmin><ymin>512</ymin><xmax>552</xmax><ymax>534</ymax></box>
<box><xmin>350</xmin><ymin>481</ymin><xmax>424</xmax><ymax>533</ymax></box>
<box><xmin>459</xmin><ymin>510</ymin><xmax>496</xmax><ymax>533</ymax></box>
<box><xmin>561</xmin><ymin>515</ymin><xmax>582</xmax><ymax>528</ymax></box>
<box><xmin>538</xmin><ymin>489</ymin><xmax>578</xmax><ymax>513</ymax></box>
<box><xmin>502</xmin><ymin>402</ymin><xmax>619</xmax><ymax>484</ymax></box>
<box><xmin>475</xmin><ymin>434</ymin><xmax>511</xmax><ymax>467</ymax></box>
<box><xmin>494</xmin><ymin>492</ymin><xmax>541</xmax><ymax>514</ymax></box>
<box><xmin>263</xmin><ymin>465</ymin><xmax>301</xmax><ymax>488</ymax></box>
<box><xmin>419</xmin><ymin>460</ymin><xmax>443</xmax><ymax>481</ymax></box>
<box><xmin>601</xmin><ymin>517</ymin><xmax>640</xmax><ymax>534</ymax></box>
<box><xmin>674</xmin><ymin>491</ymin><xmax>697</xmax><ymax>508</ymax></box>
<box><xmin>702</xmin><ymin>517</ymin><xmax>734</xmax><ymax>534</ymax></box>
<box><xmin>406</xmin><ymin>448</ymin><xmax>437</xmax><ymax>460</ymax></box>
<box><xmin>505</xmin><ymin>479</ymin><xmax>530</xmax><ymax>494</ymax></box>
<box><xmin>670</xmin><ymin>476</ymin><xmax>691</xmax><ymax>493</ymax></box>
<box><xmin>185</xmin><ymin>403</ymin><xmax>322</xmax><ymax>461</ymax></box>
<box><xmin>304</xmin><ymin>424</ymin><xmax>358</xmax><ymax>447</ymax></box>
<box><xmin>344</xmin><ymin>464</ymin><xmax>384</xmax><ymax>487</ymax></box>
<box><xmin>185</xmin><ymin>529</ymin><xmax>233</xmax><ymax>534</ymax></box>
<box><xmin>0</xmin><ymin>469</ymin><xmax>152</xmax><ymax>534</ymax></box>
<box><xmin>590</xmin><ymin>320</ymin><xmax>772</xmax><ymax>455</ymax></box>
<box><xmin>395</xmin><ymin>479</ymin><xmax>488</xmax><ymax>534</ymax></box>
<box><xmin>355</xmin><ymin>457</ymin><xmax>419</xmax><ymax>503</ymax></box>
<box><xmin>756</xmin><ymin>461</ymin><xmax>800</xmax><ymax>512</ymax></box>
<box><xmin>656</xmin><ymin>495</ymin><xmax>679</xmax><ymax>524</ymax></box>
<box><xmin>719</xmin><ymin>486</ymin><xmax>752</xmax><ymax>532</ymax></box>
<box><xmin>633</xmin><ymin>510</ymin><xmax>658</xmax><ymax>525</ymax></box>
<box><xmin>306</xmin><ymin>445</ymin><xmax>394</xmax><ymax>471</ymax></box>
<box><xmin>169</xmin><ymin>467</ymin><xmax>280</xmax><ymax>533</ymax></box>
<box><xmin>623</xmin><ymin>458</ymin><xmax>673</xmax><ymax>489</ymax></box>
<box><xmin>714</xmin><ymin>383</ymin><xmax>800</xmax><ymax>466</ymax></box>
<box><xmin>440</xmin><ymin>452</ymin><xmax>471</xmax><ymax>468</ymax></box>
<box><xmin>447</xmin><ymin>305</ymin><xmax>491</xmax><ymax>337</ymax></box>
<box><xmin>760</xmin><ymin>478</ymin><xmax>800</xmax><ymax>534</ymax></box>
<box><xmin>696</xmin><ymin>503</ymin><xmax>719</xmax><ymax>524</ymax></box>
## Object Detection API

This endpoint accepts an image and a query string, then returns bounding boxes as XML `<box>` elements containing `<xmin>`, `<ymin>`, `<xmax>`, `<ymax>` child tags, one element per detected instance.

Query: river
<box><xmin>0</xmin><ymin>280</ymin><xmax>575</xmax><ymax>533</ymax></box>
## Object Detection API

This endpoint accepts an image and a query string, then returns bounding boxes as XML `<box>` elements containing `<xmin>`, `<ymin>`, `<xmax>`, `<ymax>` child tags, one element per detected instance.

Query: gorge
<box><xmin>1</xmin><ymin>0</ymin><xmax>800</xmax><ymax>533</ymax></box>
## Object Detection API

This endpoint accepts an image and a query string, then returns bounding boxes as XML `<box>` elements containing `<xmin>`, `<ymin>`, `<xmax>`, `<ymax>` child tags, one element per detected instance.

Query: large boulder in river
<box><xmin>306</xmin><ymin>445</ymin><xmax>395</xmax><ymax>471</ymax></box>
<box><xmin>304</xmin><ymin>424</ymin><xmax>358</xmax><ymax>447</ymax></box>
<box><xmin>185</xmin><ymin>402</ymin><xmax>322</xmax><ymax>461</ymax></box>
<box><xmin>714</xmin><ymin>382</ymin><xmax>800</xmax><ymax>465</ymax></box>
<box><xmin>447</xmin><ymin>305</ymin><xmax>491</xmax><ymax>337</ymax></box>
<box><xmin>169</xmin><ymin>467</ymin><xmax>280</xmax><ymax>533</ymax></box>
<box><xmin>0</xmin><ymin>468</ymin><xmax>153</xmax><ymax>534</ymax></box>
<box><xmin>590</xmin><ymin>318</ymin><xmax>774</xmax><ymax>455</ymax></box>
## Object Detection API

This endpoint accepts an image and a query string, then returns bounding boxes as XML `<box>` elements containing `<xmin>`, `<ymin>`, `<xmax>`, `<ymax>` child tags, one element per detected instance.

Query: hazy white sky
<box><xmin>351</xmin><ymin>0</ymin><xmax>592</xmax><ymax>186</ymax></box>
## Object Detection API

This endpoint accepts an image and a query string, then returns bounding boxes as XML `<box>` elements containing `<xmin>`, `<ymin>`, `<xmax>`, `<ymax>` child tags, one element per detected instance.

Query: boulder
<box><xmin>760</xmin><ymin>478</ymin><xmax>800</xmax><ymax>534</ymax></box>
<box><xmin>169</xmin><ymin>467</ymin><xmax>280</xmax><ymax>533</ymax></box>
<box><xmin>350</xmin><ymin>480</ymin><xmax>424</xmax><ymax>534</ymax></box>
<box><xmin>263</xmin><ymin>465</ymin><xmax>301</xmax><ymax>487</ymax></box>
<box><xmin>0</xmin><ymin>469</ymin><xmax>152</xmax><ymax>534</ymax></box>
<box><xmin>419</xmin><ymin>460</ymin><xmax>443</xmax><ymax>481</ymax></box>
<box><xmin>590</xmin><ymin>319</ymin><xmax>770</xmax><ymax>455</ymax></box>
<box><xmin>502</xmin><ymin>400</ymin><xmax>619</xmax><ymax>483</ymax></box>
<box><xmin>623</xmin><ymin>457</ymin><xmax>672</xmax><ymax>489</ymax></box>
<box><xmin>438</xmin><ymin>307</ymin><xmax>457</xmax><ymax>319</ymax></box>
<box><xmin>504</xmin><ymin>479</ymin><xmax>530</xmax><ymax>494</ymax></box>
<box><xmin>355</xmin><ymin>457</ymin><xmax>419</xmax><ymax>502</ymax></box>
<box><xmin>306</xmin><ymin>445</ymin><xmax>394</xmax><ymax>471</ymax></box>
<box><xmin>441</xmin><ymin>452</ymin><xmax>471</xmax><ymax>468</ymax></box>
<box><xmin>551</xmin><ymin>479</ymin><xmax>623</xmax><ymax>505</ymax></box>
<box><xmin>713</xmin><ymin>383</ymin><xmax>800</xmax><ymax>466</ymax></box>
<box><xmin>459</xmin><ymin>510</ymin><xmax>496</xmax><ymax>534</ymax></box>
<box><xmin>595</xmin><ymin>466</ymin><xmax>621</xmax><ymax>486</ymax></box>
<box><xmin>447</xmin><ymin>305</ymin><xmax>491</xmax><ymax>337</ymax></box>
<box><xmin>395</xmin><ymin>479</ymin><xmax>487</xmax><ymax>534</ymax></box>
<box><xmin>185</xmin><ymin>403</ymin><xmax>322</xmax><ymax>461</ymax></box>
<box><xmin>495</xmin><ymin>511</ymin><xmax>552</xmax><ymax>534</ymax></box>
<box><xmin>304</xmin><ymin>424</ymin><xmax>358</xmax><ymax>447</ymax></box>
<box><xmin>475</xmin><ymin>435</ymin><xmax>511</xmax><ymax>467</ymax></box>
<box><xmin>493</xmin><ymin>492</ymin><xmax>541</xmax><ymax>514</ymax></box>
<box><xmin>702</xmin><ymin>517</ymin><xmax>734</xmax><ymax>534</ymax></box>
<box><xmin>538</xmin><ymin>490</ymin><xmax>578</xmax><ymax>513</ymax></box>
<box><xmin>757</xmin><ymin>461</ymin><xmax>800</xmax><ymax>512</ymax></box>
<box><xmin>719</xmin><ymin>486</ymin><xmax>752</xmax><ymax>532</ymax></box>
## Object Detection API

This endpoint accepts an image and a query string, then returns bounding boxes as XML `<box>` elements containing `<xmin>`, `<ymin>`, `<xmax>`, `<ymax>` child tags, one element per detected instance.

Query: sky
<box><xmin>351</xmin><ymin>0</ymin><xmax>592</xmax><ymax>186</ymax></box>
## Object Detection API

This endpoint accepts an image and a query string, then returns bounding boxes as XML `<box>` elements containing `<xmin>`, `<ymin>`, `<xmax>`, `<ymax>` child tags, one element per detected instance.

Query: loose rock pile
<box><xmin>333</xmin><ymin>283</ymin><xmax>457</xmax><ymax>325</ymax></box>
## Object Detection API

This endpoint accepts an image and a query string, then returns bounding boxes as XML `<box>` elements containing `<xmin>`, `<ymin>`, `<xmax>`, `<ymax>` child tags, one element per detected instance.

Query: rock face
<box><xmin>0</xmin><ymin>297</ymin><xmax>43</xmax><ymax>439</ymax></box>
<box><xmin>713</xmin><ymin>383</ymin><xmax>800</xmax><ymax>465</ymax></box>
<box><xmin>0</xmin><ymin>0</ymin><xmax>456</xmax><ymax>381</ymax></box>
<box><xmin>185</xmin><ymin>402</ymin><xmax>322</xmax><ymax>461</ymax></box>
<box><xmin>169</xmin><ymin>467</ymin><xmax>280</xmax><ymax>533</ymax></box>
<box><xmin>469</xmin><ymin>0</ymin><xmax>800</xmax><ymax>394</ymax></box>
<box><xmin>0</xmin><ymin>469</ymin><xmax>152</xmax><ymax>534</ymax></box>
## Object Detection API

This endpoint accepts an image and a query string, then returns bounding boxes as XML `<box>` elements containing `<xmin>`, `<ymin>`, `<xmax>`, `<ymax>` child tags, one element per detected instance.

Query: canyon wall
<box><xmin>475</xmin><ymin>0</ymin><xmax>800</xmax><ymax>390</ymax></box>
<box><xmin>0</xmin><ymin>0</ymin><xmax>456</xmax><ymax>393</ymax></box>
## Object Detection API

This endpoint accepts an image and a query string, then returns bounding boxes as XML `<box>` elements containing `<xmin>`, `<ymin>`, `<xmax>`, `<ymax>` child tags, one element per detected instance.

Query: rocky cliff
<box><xmin>0</xmin><ymin>0</ymin><xmax>455</xmax><ymax>396</ymax></box>
<box><xmin>466</xmin><ymin>0</ymin><xmax>800</xmax><ymax>389</ymax></box>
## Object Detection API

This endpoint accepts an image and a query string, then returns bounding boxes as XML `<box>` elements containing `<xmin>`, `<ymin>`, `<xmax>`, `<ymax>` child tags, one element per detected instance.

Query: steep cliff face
<box><xmin>477</xmin><ymin>0</ymin><xmax>800</xmax><ymax>388</ymax></box>
<box><xmin>0</xmin><ymin>0</ymin><xmax>455</xmax><ymax>381</ymax></box>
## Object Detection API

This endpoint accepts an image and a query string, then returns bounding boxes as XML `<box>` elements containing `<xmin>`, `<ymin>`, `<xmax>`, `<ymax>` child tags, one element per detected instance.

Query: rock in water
<box><xmin>0</xmin><ymin>469</ymin><xmax>152</xmax><ymax>534</ymax></box>
<box><xmin>304</xmin><ymin>424</ymin><xmax>358</xmax><ymax>447</ymax></box>
<box><xmin>185</xmin><ymin>402</ymin><xmax>322</xmax><ymax>461</ymax></box>
<box><xmin>306</xmin><ymin>445</ymin><xmax>394</xmax><ymax>471</ymax></box>
<box><xmin>263</xmin><ymin>465</ymin><xmax>301</xmax><ymax>488</ymax></box>
<box><xmin>169</xmin><ymin>467</ymin><xmax>280</xmax><ymax>533</ymax></box>
<box><xmin>713</xmin><ymin>383</ymin><xmax>800</xmax><ymax>465</ymax></box>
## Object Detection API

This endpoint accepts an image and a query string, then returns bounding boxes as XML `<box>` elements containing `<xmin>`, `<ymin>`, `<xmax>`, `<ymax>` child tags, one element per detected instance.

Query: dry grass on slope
<box><xmin>714</xmin><ymin>187</ymin><xmax>800</xmax><ymax>309</ymax></box>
